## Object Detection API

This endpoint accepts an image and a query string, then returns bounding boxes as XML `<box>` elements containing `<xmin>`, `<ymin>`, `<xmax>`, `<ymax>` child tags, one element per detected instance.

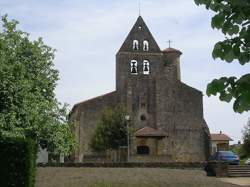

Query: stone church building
<box><xmin>70</xmin><ymin>16</ymin><xmax>211</xmax><ymax>163</ymax></box>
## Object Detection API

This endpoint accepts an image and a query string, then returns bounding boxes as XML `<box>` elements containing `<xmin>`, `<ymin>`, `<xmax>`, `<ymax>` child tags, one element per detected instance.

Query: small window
<box><xmin>143</xmin><ymin>60</ymin><xmax>150</xmax><ymax>75</ymax></box>
<box><xmin>131</xmin><ymin>60</ymin><xmax>138</xmax><ymax>74</ymax></box>
<box><xmin>143</xmin><ymin>40</ymin><xmax>149</xmax><ymax>51</ymax></box>
<box><xmin>140</xmin><ymin>115</ymin><xmax>146</xmax><ymax>121</ymax></box>
<box><xmin>133</xmin><ymin>40</ymin><xmax>139</xmax><ymax>50</ymax></box>
<box><xmin>137</xmin><ymin>146</ymin><xmax>150</xmax><ymax>155</ymax></box>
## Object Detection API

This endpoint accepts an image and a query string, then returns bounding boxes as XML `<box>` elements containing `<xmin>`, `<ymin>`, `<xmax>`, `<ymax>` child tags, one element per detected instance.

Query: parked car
<box><xmin>209</xmin><ymin>151</ymin><xmax>240</xmax><ymax>165</ymax></box>
<box><xmin>245</xmin><ymin>158</ymin><xmax>250</xmax><ymax>165</ymax></box>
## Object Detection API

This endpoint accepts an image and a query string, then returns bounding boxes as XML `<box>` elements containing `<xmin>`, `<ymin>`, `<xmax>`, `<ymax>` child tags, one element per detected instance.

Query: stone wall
<box><xmin>70</xmin><ymin>91</ymin><xmax>118</xmax><ymax>162</ymax></box>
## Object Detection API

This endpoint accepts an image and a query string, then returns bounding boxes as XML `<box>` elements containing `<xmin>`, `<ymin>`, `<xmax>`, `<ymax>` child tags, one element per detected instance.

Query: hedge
<box><xmin>0</xmin><ymin>137</ymin><xmax>37</xmax><ymax>187</ymax></box>
<box><xmin>38</xmin><ymin>162</ymin><xmax>205</xmax><ymax>168</ymax></box>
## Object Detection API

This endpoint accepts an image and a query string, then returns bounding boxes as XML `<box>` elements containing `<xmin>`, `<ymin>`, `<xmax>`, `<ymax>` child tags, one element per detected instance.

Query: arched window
<box><xmin>143</xmin><ymin>60</ymin><xmax>150</xmax><ymax>75</ymax></box>
<box><xmin>143</xmin><ymin>40</ymin><xmax>149</xmax><ymax>51</ymax></box>
<box><xmin>130</xmin><ymin>60</ymin><xmax>138</xmax><ymax>74</ymax></box>
<box><xmin>137</xmin><ymin>146</ymin><xmax>150</xmax><ymax>155</ymax></box>
<box><xmin>133</xmin><ymin>40</ymin><xmax>139</xmax><ymax>50</ymax></box>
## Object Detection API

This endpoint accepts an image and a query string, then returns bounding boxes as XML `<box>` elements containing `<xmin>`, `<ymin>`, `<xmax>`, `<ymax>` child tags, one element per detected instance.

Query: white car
<box><xmin>245</xmin><ymin>158</ymin><xmax>250</xmax><ymax>165</ymax></box>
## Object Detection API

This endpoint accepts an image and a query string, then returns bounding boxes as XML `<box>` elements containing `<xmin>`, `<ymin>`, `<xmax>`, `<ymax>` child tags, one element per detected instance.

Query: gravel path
<box><xmin>36</xmin><ymin>167</ymin><xmax>241</xmax><ymax>187</ymax></box>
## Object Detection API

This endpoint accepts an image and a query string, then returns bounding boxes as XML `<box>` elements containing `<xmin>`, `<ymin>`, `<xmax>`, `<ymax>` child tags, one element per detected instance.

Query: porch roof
<box><xmin>135</xmin><ymin>126</ymin><xmax>166</xmax><ymax>138</ymax></box>
<box><xmin>211</xmin><ymin>133</ymin><xmax>233</xmax><ymax>141</ymax></box>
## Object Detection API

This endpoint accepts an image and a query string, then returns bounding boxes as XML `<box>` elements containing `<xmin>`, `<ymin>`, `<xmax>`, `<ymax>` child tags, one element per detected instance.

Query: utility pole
<box><xmin>125</xmin><ymin>115</ymin><xmax>130</xmax><ymax>162</ymax></box>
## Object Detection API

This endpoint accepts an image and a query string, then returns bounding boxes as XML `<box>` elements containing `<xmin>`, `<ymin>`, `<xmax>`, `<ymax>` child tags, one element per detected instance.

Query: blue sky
<box><xmin>1</xmin><ymin>0</ymin><xmax>249</xmax><ymax>143</ymax></box>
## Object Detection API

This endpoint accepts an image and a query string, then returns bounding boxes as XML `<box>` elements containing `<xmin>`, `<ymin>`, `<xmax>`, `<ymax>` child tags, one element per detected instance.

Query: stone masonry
<box><xmin>69</xmin><ymin>16</ymin><xmax>211</xmax><ymax>163</ymax></box>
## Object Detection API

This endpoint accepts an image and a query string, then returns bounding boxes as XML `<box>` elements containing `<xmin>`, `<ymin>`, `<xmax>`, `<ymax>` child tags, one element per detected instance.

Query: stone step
<box><xmin>229</xmin><ymin>167</ymin><xmax>250</xmax><ymax>170</ymax></box>
<box><xmin>228</xmin><ymin>165</ymin><xmax>250</xmax><ymax>168</ymax></box>
<box><xmin>228</xmin><ymin>173</ymin><xmax>250</xmax><ymax>177</ymax></box>
<box><xmin>228</xmin><ymin>165</ymin><xmax>250</xmax><ymax>177</ymax></box>
<box><xmin>228</xmin><ymin>169</ymin><xmax>250</xmax><ymax>172</ymax></box>
<box><xmin>228</xmin><ymin>167</ymin><xmax>250</xmax><ymax>170</ymax></box>
<box><xmin>228</xmin><ymin>171</ymin><xmax>250</xmax><ymax>174</ymax></box>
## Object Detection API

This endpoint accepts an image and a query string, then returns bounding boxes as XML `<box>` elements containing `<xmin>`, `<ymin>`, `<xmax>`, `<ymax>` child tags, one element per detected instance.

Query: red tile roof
<box><xmin>211</xmin><ymin>133</ymin><xmax>233</xmax><ymax>141</ymax></box>
<box><xmin>135</xmin><ymin>127</ymin><xmax>166</xmax><ymax>137</ymax></box>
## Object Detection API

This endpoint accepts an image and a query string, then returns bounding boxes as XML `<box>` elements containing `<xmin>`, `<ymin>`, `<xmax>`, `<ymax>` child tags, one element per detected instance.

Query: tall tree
<box><xmin>0</xmin><ymin>15</ymin><xmax>75</xmax><ymax>155</ymax></box>
<box><xmin>90</xmin><ymin>105</ymin><xmax>128</xmax><ymax>152</ymax></box>
<box><xmin>194</xmin><ymin>0</ymin><xmax>250</xmax><ymax>113</ymax></box>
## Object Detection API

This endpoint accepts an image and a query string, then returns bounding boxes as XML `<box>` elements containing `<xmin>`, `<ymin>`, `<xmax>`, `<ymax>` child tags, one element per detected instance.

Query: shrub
<box><xmin>0</xmin><ymin>137</ymin><xmax>37</xmax><ymax>187</ymax></box>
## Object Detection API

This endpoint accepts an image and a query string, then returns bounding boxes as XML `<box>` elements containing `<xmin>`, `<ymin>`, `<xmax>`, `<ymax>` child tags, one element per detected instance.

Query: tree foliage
<box><xmin>0</xmin><ymin>15</ymin><xmax>75</xmax><ymax>155</ymax></box>
<box><xmin>194</xmin><ymin>0</ymin><xmax>250</xmax><ymax>113</ymax></box>
<box><xmin>90</xmin><ymin>105</ymin><xmax>128</xmax><ymax>152</ymax></box>
<box><xmin>241</xmin><ymin>118</ymin><xmax>250</xmax><ymax>157</ymax></box>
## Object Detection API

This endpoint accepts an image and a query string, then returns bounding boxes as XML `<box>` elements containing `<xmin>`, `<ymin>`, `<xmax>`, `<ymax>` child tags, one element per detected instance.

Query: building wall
<box><xmin>121</xmin><ymin>51</ymin><xmax>210</xmax><ymax>162</ymax></box>
<box><xmin>69</xmin><ymin>16</ymin><xmax>211</xmax><ymax>163</ymax></box>
<box><xmin>70</xmin><ymin>91</ymin><xmax>118</xmax><ymax>162</ymax></box>
<box><xmin>155</xmin><ymin>72</ymin><xmax>210</xmax><ymax>161</ymax></box>
<box><xmin>211</xmin><ymin>140</ymin><xmax>229</xmax><ymax>154</ymax></box>
<box><xmin>70</xmin><ymin>52</ymin><xmax>210</xmax><ymax>162</ymax></box>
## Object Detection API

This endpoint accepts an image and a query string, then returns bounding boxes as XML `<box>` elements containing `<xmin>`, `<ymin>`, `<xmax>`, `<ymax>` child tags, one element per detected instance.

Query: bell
<box><xmin>144</xmin><ymin>64</ymin><xmax>149</xmax><ymax>72</ymax></box>
<box><xmin>131</xmin><ymin>66</ymin><xmax>137</xmax><ymax>74</ymax></box>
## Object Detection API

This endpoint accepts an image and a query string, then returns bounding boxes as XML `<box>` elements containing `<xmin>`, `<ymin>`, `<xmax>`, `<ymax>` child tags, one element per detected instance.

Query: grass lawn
<box><xmin>36</xmin><ymin>167</ymin><xmax>240</xmax><ymax>187</ymax></box>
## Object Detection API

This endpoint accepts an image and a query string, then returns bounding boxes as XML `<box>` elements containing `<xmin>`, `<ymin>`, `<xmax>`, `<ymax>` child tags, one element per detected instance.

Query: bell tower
<box><xmin>116</xmin><ymin>16</ymin><xmax>163</xmax><ymax>129</ymax></box>
<box><xmin>116</xmin><ymin>16</ymin><xmax>162</xmax><ymax>91</ymax></box>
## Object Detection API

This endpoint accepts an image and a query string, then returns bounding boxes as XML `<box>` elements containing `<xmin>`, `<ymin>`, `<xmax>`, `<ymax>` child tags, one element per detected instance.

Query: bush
<box><xmin>0</xmin><ymin>137</ymin><xmax>37</xmax><ymax>187</ymax></box>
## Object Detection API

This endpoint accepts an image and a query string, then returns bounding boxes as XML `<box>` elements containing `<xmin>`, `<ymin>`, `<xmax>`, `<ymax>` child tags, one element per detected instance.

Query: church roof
<box><xmin>118</xmin><ymin>16</ymin><xmax>161</xmax><ymax>53</ymax></box>
<box><xmin>211</xmin><ymin>133</ymin><xmax>233</xmax><ymax>141</ymax></box>
<box><xmin>69</xmin><ymin>91</ymin><xmax>117</xmax><ymax>118</ymax></box>
<box><xmin>135</xmin><ymin>126</ymin><xmax>166</xmax><ymax>137</ymax></box>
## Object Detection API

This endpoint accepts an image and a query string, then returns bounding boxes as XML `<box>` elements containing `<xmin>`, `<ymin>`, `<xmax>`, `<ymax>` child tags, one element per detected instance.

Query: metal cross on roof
<box><xmin>167</xmin><ymin>40</ymin><xmax>172</xmax><ymax>48</ymax></box>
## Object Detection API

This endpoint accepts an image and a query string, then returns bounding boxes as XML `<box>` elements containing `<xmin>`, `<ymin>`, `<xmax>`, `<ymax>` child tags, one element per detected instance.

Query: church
<box><xmin>69</xmin><ymin>16</ymin><xmax>211</xmax><ymax>163</ymax></box>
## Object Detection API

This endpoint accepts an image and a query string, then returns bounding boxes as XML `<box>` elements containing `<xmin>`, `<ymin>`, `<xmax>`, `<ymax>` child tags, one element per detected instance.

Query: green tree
<box><xmin>241</xmin><ymin>118</ymin><xmax>250</xmax><ymax>157</ymax></box>
<box><xmin>0</xmin><ymin>15</ymin><xmax>75</xmax><ymax>155</ymax></box>
<box><xmin>194</xmin><ymin>0</ymin><xmax>250</xmax><ymax>113</ymax></box>
<box><xmin>90</xmin><ymin>105</ymin><xmax>128</xmax><ymax>152</ymax></box>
